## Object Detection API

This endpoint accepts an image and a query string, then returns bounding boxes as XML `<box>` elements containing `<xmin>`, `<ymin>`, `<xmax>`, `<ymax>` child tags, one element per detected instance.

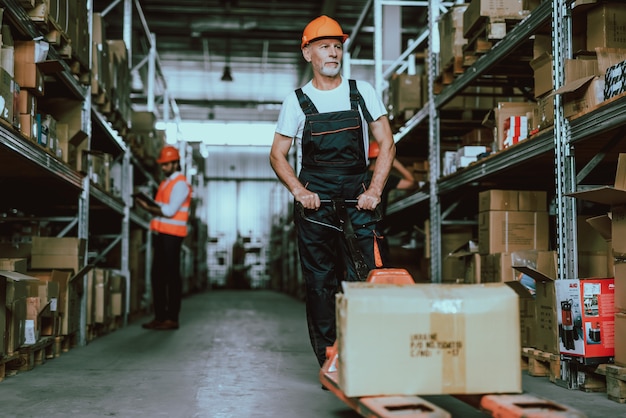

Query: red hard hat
<box><xmin>301</xmin><ymin>15</ymin><xmax>349</xmax><ymax>49</ymax></box>
<box><xmin>156</xmin><ymin>146</ymin><xmax>180</xmax><ymax>164</ymax></box>
<box><xmin>368</xmin><ymin>142</ymin><xmax>380</xmax><ymax>159</ymax></box>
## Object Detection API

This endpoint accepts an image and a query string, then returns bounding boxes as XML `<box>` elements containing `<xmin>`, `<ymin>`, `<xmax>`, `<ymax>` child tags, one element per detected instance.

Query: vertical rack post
<box><xmin>428</xmin><ymin>0</ymin><xmax>442</xmax><ymax>283</ymax></box>
<box><xmin>553</xmin><ymin>0</ymin><xmax>577</xmax><ymax>280</ymax></box>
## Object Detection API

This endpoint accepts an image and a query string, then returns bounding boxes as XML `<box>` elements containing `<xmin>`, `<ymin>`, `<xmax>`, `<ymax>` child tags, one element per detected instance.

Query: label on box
<box><xmin>24</xmin><ymin>319</ymin><xmax>36</xmax><ymax>345</ymax></box>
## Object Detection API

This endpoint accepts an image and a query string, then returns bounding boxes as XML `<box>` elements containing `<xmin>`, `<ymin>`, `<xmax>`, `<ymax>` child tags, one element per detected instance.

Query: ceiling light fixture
<box><xmin>221</xmin><ymin>65</ymin><xmax>233</xmax><ymax>82</ymax></box>
<box><xmin>222</xmin><ymin>38</ymin><xmax>233</xmax><ymax>82</ymax></box>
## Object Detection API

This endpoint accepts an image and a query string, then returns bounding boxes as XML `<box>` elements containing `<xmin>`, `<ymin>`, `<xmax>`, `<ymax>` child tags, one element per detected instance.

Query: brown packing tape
<box><xmin>433</xmin><ymin>309</ymin><xmax>466</xmax><ymax>394</ymax></box>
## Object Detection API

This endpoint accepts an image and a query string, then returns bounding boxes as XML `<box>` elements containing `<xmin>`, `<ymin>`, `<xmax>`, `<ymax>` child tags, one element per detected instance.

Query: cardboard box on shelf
<box><xmin>478</xmin><ymin>189</ymin><xmax>538</xmax><ymax>213</ymax></box>
<box><xmin>530</xmin><ymin>52</ymin><xmax>553</xmax><ymax>98</ymax></box>
<box><xmin>479</xmin><ymin>189</ymin><xmax>519</xmax><ymax>212</ymax></box>
<box><xmin>494</xmin><ymin>102</ymin><xmax>536</xmax><ymax>150</ymax></box>
<box><xmin>614</xmin><ymin>262</ymin><xmax>626</xmax><ymax>313</ymax></box>
<box><xmin>438</xmin><ymin>4</ymin><xmax>468</xmax><ymax>70</ymax></box>
<box><xmin>0</xmin><ymin>67</ymin><xmax>15</xmax><ymax>125</ymax></box>
<box><xmin>31</xmin><ymin>236</ymin><xmax>86</xmax><ymax>273</ymax></box>
<box><xmin>578</xmin><ymin>215</ymin><xmax>613</xmax><ymax>278</ymax></box>
<box><xmin>586</xmin><ymin>3</ymin><xmax>626</xmax><ymax>51</ymax></box>
<box><xmin>505</xmin><ymin>280</ymin><xmax>536</xmax><ymax>349</ymax></box>
<box><xmin>568</xmin><ymin>153</ymin><xmax>626</xmax><ymax>257</ymax></box>
<box><xmin>2</xmin><ymin>270</ymin><xmax>40</xmax><ymax>353</ymax></box>
<box><xmin>478</xmin><ymin>210</ymin><xmax>549</xmax><ymax>255</ymax></box>
<box><xmin>388</xmin><ymin>73</ymin><xmax>422</xmax><ymax>116</ymax></box>
<box><xmin>336</xmin><ymin>282</ymin><xmax>521</xmax><ymax>397</ymax></box>
<box><xmin>27</xmin><ymin>266</ymin><xmax>92</xmax><ymax>336</ymax></box>
<box><xmin>0</xmin><ymin>258</ymin><xmax>27</xmax><ymax>273</ymax></box>
<box><xmin>615</xmin><ymin>312</ymin><xmax>626</xmax><ymax>366</ymax></box>
<box><xmin>553</xmin><ymin>76</ymin><xmax>605</xmax><ymax>119</ymax></box>
<box><xmin>0</xmin><ymin>275</ymin><xmax>5</xmax><ymax>356</ymax></box>
<box><xmin>463</xmin><ymin>0</ymin><xmax>529</xmax><ymax>38</ymax></box>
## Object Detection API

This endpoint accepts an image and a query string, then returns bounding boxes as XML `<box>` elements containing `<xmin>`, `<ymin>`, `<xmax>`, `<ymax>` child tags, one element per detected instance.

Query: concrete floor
<box><xmin>0</xmin><ymin>290</ymin><xmax>622</xmax><ymax>418</ymax></box>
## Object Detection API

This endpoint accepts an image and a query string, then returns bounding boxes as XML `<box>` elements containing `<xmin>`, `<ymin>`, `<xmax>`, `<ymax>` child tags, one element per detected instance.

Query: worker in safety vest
<box><xmin>137</xmin><ymin>145</ymin><xmax>192</xmax><ymax>331</ymax></box>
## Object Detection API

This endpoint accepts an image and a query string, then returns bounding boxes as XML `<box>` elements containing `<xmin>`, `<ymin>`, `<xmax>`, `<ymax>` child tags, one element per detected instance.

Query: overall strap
<box><xmin>349</xmin><ymin>79</ymin><xmax>374</xmax><ymax>124</ymax></box>
<box><xmin>295</xmin><ymin>88</ymin><xmax>319</xmax><ymax>115</ymax></box>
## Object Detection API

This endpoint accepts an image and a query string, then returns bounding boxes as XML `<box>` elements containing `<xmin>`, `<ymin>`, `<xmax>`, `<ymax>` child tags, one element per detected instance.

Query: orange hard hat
<box><xmin>156</xmin><ymin>145</ymin><xmax>180</xmax><ymax>164</ymax></box>
<box><xmin>368</xmin><ymin>142</ymin><xmax>380</xmax><ymax>159</ymax></box>
<box><xmin>301</xmin><ymin>15</ymin><xmax>349</xmax><ymax>49</ymax></box>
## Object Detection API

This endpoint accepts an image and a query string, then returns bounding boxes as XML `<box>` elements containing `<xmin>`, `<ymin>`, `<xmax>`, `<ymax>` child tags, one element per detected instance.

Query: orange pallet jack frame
<box><xmin>319</xmin><ymin>268</ymin><xmax>588</xmax><ymax>418</ymax></box>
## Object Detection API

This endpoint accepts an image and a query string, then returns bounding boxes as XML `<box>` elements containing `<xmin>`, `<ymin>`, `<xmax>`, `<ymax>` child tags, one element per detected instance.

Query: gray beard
<box><xmin>320</xmin><ymin>64</ymin><xmax>341</xmax><ymax>77</ymax></box>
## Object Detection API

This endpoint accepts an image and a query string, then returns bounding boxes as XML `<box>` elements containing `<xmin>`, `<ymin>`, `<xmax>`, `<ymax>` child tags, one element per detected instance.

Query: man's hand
<box><xmin>357</xmin><ymin>189</ymin><xmax>381</xmax><ymax>211</ymax></box>
<box><xmin>294</xmin><ymin>188</ymin><xmax>321</xmax><ymax>210</ymax></box>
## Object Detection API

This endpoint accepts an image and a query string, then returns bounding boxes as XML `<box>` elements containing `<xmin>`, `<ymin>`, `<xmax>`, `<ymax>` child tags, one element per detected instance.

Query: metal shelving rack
<box><xmin>378</xmin><ymin>0</ymin><xmax>625</xmax><ymax>281</ymax></box>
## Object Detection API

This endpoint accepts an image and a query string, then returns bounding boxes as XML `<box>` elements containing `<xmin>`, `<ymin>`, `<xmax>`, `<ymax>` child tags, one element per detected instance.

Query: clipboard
<box><xmin>133</xmin><ymin>192</ymin><xmax>160</xmax><ymax>209</ymax></box>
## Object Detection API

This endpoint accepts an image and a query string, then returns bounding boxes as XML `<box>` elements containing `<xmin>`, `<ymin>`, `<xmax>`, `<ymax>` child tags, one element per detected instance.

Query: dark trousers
<box><xmin>151</xmin><ymin>233</ymin><xmax>184</xmax><ymax>322</ymax></box>
<box><xmin>294</xmin><ymin>171</ymin><xmax>386</xmax><ymax>366</ymax></box>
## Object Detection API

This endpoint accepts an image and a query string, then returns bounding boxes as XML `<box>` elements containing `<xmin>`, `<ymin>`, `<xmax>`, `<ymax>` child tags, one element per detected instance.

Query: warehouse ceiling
<box><xmin>93</xmin><ymin>0</ymin><xmax>429</xmax><ymax>124</ymax></box>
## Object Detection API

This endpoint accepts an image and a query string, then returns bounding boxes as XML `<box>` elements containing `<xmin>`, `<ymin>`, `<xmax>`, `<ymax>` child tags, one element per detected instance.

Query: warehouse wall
<box><xmin>203</xmin><ymin>145</ymin><xmax>288</xmax><ymax>288</ymax></box>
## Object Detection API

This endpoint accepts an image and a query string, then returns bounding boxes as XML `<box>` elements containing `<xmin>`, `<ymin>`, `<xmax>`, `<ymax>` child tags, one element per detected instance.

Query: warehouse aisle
<box><xmin>0</xmin><ymin>289</ymin><xmax>621</xmax><ymax>418</ymax></box>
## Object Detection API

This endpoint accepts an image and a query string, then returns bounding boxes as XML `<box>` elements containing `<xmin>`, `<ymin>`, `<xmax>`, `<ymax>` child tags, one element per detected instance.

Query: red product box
<box><xmin>554</xmin><ymin>277</ymin><xmax>615</xmax><ymax>361</ymax></box>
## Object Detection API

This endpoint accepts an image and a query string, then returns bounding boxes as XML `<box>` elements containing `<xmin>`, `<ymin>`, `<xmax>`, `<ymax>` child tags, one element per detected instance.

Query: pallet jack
<box><xmin>319</xmin><ymin>268</ymin><xmax>588</xmax><ymax>418</ymax></box>
<box><xmin>301</xmin><ymin>199</ymin><xmax>586</xmax><ymax>417</ymax></box>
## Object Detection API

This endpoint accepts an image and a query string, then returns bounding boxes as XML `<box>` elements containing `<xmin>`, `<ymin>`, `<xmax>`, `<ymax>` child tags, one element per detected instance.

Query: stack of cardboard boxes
<box><xmin>1</xmin><ymin>236</ymin><xmax>128</xmax><ymax>357</ymax></box>
<box><xmin>478</xmin><ymin>189</ymin><xmax>549</xmax><ymax>283</ymax></box>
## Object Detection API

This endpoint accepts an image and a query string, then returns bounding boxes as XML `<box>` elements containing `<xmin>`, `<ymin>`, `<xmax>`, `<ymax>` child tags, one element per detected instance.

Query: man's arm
<box><xmin>392</xmin><ymin>159</ymin><xmax>416</xmax><ymax>190</ymax></box>
<box><xmin>269</xmin><ymin>132</ymin><xmax>320</xmax><ymax>210</ymax></box>
<box><xmin>358</xmin><ymin>115</ymin><xmax>395</xmax><ymax>210</ymax></box>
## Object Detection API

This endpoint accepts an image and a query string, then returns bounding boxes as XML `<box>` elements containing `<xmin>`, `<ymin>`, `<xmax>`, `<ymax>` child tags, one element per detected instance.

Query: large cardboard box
<box><xmin>514</xmin><ymin>253</ymin><xmax>559</xmax><ymax>354</ymax></box>
<box><xmin>463</xmin><ymin>0</ymin><xmax>528</xmax><ymax>38</ymax></box>
<box><xmin>478</xmin><ymin>210</ymin><xmax>549</xmax><ymax>255</ymax></box>
<box><xmin>0</xmin><ymin>275</ymin><xmax>5</xmax><ymax>356</ymax></box>
<box><xmin>615</xmin><ymin>312</ymin><xmax>626</xmax><ymax>366</ymax></box>
<box><xmin>568</xmin><ymin>153</ymin><xmax>626</xmax><ymax>257</ymax></box>
<box><xmin>586</xmin><ymin>3</ymin><xmax>626</xmax><ymax>51</ymax></box>
<box><xmin>27</xmin><ymin>267</ymin><xmax>91</xmax><ymax>336</ymax></box>
<box><xmin>2</xmin><ymin>271</ymin><xmax>39</xmax><ymax>353</ymax></box>
<box><xmin>494</xmin><ymin>102</ymin><xmax>536</xmax><ymax>150</ymax></box>
<box><xmin>530</xmin><ymin>52</ymin><xmax>553</xmax><ymax>98</ymax></box>
<box><xmin>553</xmin><ymin>76</ymin><xmax>605</xmax><ymax>118</ymax></box>
<box><xmin>506</xmin><ymin>280</ymin><xmax>536</xmax><ymax>348</ymax></box>
<box><xmin>438</xmin><ymin>4</ymin><xmax>468</xmax><ymax>69</ymax></box>
<box><xmin>0</xmin><ymin>258</ymin><xmax>27</xmax><ymax>273</ymax></box>
<box><xmin>614</xmin><ymin>258</ymin><xmax>626</xmax><ymax>313</ymax></box>
<box><xmin>480</xmin><ymin>252</ymin><xmax>514</xmax><ymax>283</ymax></box>
<box><xmin>479</xmin><ymin>189</ymin><xmax>547</xmax><ymax>213</ymax></box>
<box><xmin>336</xmin><ymin>282</ymin><xmax>521</xmax><ymax>397</ymax></box>
<box><xmin>479</xmin><ymin>189</ymin><xmax>519</xmax><ymax>212</ymax></box>
<box><xmin>388</xmin><ymin>74</ymin><xmax>422</xmax><ymax>115</ymax></box>
<box><xmin>578</xmin><ymin>215</ymin><xmax>613</xmax><ymax>278</ymax></box>
<box><xmin>31</xmin><ymin>236</ymin><xmax>86</xmax><ymax>272</ymax></box>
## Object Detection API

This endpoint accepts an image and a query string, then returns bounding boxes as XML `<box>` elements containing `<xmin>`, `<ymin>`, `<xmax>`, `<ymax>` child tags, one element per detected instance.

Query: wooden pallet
<box><xmin>437</xmin><ymin>56</ymin><xmax>464</xmax><ymax>86</ymax></box>
<box><xmin>3</xmin><ymin>336</ymin><xmax>56</xmax><ymax>375</ymax></box>
<box><xmin>60</xmin><ymin>332</ymin><xmax>79</xmax><ymax>354</ymax></box>
<box><xmin>595</xmin><ymin>364</ymin><xmax>626</xmax><ymax>403</ymax></box>
<box><xmin>522</xmin><ymin>347</ymin><xmax>561</xmax><ymax>382</ymax></box>
<box><xmin>555</xmin><ymin>357</ymin><xmax>608</xmax><ymax>393</ymax></box>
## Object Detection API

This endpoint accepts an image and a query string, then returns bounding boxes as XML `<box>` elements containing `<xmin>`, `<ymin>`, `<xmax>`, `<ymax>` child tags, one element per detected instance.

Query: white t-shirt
<box><xmin>275</xmin><ymin>77</ymin><xmax>387</xmax><ymax>171</ymax></box>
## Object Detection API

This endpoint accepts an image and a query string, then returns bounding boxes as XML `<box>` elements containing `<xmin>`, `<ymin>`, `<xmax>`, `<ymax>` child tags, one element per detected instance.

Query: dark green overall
<box><xmin>294</xmin><ymin>80</ymin><xmax>386</xmax><ymax>366</ymax></box>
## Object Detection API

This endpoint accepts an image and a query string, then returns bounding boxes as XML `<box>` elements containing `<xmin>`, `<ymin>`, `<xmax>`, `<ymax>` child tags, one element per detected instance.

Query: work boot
<box><xmin>142</xmin><ymin>319</ymin><xmax>163</xmax><ymax>329</ymax></box>
<box><xmin>154</xmin><ymin>320</ymin><xmax>179</xmax><ymax>330</ymax></box>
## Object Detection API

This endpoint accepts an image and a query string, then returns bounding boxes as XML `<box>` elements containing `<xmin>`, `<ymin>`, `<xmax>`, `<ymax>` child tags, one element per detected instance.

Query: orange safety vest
<box><xmin>150</xmin><ymin>173</ymin><xmax>192</xmax><ymax>237</ymax></box>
